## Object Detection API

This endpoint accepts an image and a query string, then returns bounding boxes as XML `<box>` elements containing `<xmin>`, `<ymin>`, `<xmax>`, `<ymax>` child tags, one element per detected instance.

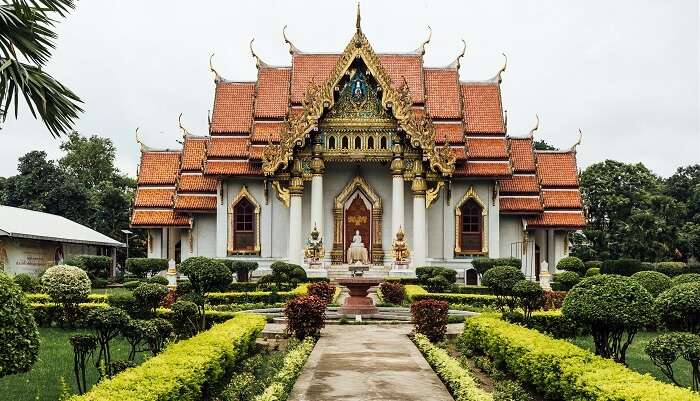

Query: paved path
<box><xmin>288</xmin><ymin>324</ymin><xmax>454</xmax><ymax>401</ymax></box>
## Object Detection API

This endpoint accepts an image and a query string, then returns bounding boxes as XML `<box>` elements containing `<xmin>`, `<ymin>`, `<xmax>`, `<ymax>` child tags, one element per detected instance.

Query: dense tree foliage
<box><xmin>573</xmin><ymin>161</ymin><xmax>700</xmax><ymax>262</ymax></box>
<box><xmin>533</xmin><ymin>139</ymin><xmax>557</xmax><ymax>151</ymax></box>
<box><xmin>0</xmin><ymin>133</ymin><xmax>146</xmax><ymax>264</ymax></box>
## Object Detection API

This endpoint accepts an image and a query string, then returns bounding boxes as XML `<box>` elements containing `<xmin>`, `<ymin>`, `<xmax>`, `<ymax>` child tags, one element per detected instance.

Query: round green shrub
<box><xmin>601</xmin><ymin>258</ymin><xmax>643</xmax><ymax>276</ymax></box>
<box><xmin>13</xmin><ymin>273</ymin><xmax>37</xmax><ymax>293</ymax></box>
<box><xmin>425</xmin><ymin>275</ymin><xmax>451</xmax><ymax>293</ymax></box>
<box><xmin>107</xmin><ymin>292</ymin><xmax>139</xmax><ymax>317</ymax></box>
<box><xmin>133</xmin><ymin>283</ymin><xmax>169</xmax><ymax>314</ymax></box>
<box><xmin>148</xmin><ymin>275</ymin><xmax>169</xmax><ymax>286</ymax></box>
<box><xmin>40</xmin><ymin>265</ymin><xmax>91</xmax><ymax>307</ymax></box>
<box><xmin>0</xmin><ymin>272</ymin><xmax>40</xmax><ymax>377</ymax></box>
<box><xmin>125</xmin><ymin>258</ymin><xmax>168</xmax><ymax>278</ymax></box>
<box><xmin>671</xmin><ymin>273</ymin><xmax>700</xmax><ymax>287</ymax></box>
<box><xmin>179</xmin><ymin>257</ymin><xmax>231</xmax><ymax>294</ymax></box>
<box><xmin>482</xmin><ymin>266</ymin><xmax>525</xmax><ymax>311</ymax></box>
<box><xmin>644</xmin><ymin>332</ymin><xmax>700</xmax><ymax>385</ymax></box>
<box><xmin>554</xmin><ymin>271</ymin><xmax>580</xmax><ymax>291</ymax></box>
<box><xmin>585</xmin><ymin>267</ymin><xmax>601</xmax><ymax>277</ymax></box>
<box><xmin>170</xmin><ymin>300</ymin><xmax>199</xmax><ymax>337</ymax></box>
<box><xmin>563</xmin><ymin>274</ymin><xmax>654</xmax><ymax>362</ymax></box>
<box><xmin>655</xmin><ymin>282</ymin><xmax>700</xmax><ymax>333</ymax></box>
<box><xmin>123</xmin><ymin>280</ymin><xmax>143</xmax><ymax>290</ymax></box>
<box><xmin>512</xmin><ymin>279</ymin><xmax>544</xmax><ymax>319</ymax></box>
<box><xmin>631</xmin><ymin>271</ymin><xmax>672</xmax><ymax>297</ymax></box>
<box><xmin>584</xmin><ymin>260</ymin><xmax>603</xmax><ymax>270</ymax></box>
<box><xmin>557</xmin><ymin>256</ymin><xmax>585</xmax><ymax>275</ymax></box>
<box><xmin>654</xmin><ymin>261</ymin><xmax>687</xmax><ymax>277</ymax></box>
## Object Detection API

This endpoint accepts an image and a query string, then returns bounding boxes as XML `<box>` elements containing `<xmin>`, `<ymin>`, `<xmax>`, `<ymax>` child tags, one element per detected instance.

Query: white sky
<box><xmin>1</xmin><ymin>0</ymin><xmax>698</xmax><ymax>178</ymax></box>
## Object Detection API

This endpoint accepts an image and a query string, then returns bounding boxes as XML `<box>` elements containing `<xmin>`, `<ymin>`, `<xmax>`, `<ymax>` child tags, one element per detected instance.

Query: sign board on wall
<box><xmin>0</xmin><ymin>238</ymin><xmax>62</xmax><ymax>276</ymax></box>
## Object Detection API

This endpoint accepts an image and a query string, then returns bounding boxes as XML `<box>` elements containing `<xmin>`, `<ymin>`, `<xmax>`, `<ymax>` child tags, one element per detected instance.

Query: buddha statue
<box><xmin>347</xmin><ymin>230</ymin><xmax>369</xmax><ymax>264</ymax></box>
<box><xmin>304</xmin><ymin>224</ymin><xmax>324</xmax><ymax>262</ymax></box>
<box><xmin>392</xmin><ymin>226</ymin><xmax>410</xmax><ymax>263</ymax></box>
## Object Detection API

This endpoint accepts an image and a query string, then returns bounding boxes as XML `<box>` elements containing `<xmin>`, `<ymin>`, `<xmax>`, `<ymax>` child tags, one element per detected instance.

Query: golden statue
<box><xmin>304</xmin><ymin>224</ymin><xmax>324</xmax><ymax>262</ymax></box>
<box><xmin>392</xmin><ymin>226</ymin><xmax>410</xmax><ymax>262</ymax></box>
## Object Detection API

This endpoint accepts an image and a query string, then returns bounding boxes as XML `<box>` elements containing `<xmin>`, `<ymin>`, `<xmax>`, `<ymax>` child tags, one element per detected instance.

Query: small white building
<box><xmin>0</xmin><ymin>206</ymin><xmax>125</xmax><ymax>276</ymax></box>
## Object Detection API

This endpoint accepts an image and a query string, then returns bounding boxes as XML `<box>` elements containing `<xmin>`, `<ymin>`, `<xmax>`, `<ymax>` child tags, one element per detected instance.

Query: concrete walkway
<box><xmin>288</xmin><ymin>324</ymin><xmax>454</xmax><ymax>401</ymax></box>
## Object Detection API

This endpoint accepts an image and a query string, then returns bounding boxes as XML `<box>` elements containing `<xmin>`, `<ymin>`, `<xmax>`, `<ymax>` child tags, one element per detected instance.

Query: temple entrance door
<box><xmin>343</xmin><ymin>192</ymin><xmax>371</xmax><ymax>262</ymax></box>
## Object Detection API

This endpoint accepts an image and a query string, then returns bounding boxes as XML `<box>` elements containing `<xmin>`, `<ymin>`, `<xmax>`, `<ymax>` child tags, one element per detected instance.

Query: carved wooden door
<box><xmin>344</xmin><ymin>194</ymin><xmax>371</xmax><ymax>260</ymax></box>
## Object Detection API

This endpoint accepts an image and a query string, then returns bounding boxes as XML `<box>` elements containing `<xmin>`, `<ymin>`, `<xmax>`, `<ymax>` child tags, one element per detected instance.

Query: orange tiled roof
<box><xmin>255</xmin><ymin>67</ymin><xmax>291</xmax><ymax>118</ymax></box>
<box><xmin>131</xmin><ymin>210</ymin><xmax>190</xmax><ymax>227</ymax></box>
<box><xmin>466</xmin><ymin>138</ymin><xmax>508</xmax><ymax>159</ymax></box>
<box><xmin>542</xmin><ymin>190</ymin><xmax>582</xmax><ymax>209</ymax></box>
<box><xmin>210</xmin><ymin>82</ymin><xmax>255</xmax><ymax>133</ymax></box>
<box><xmin>499</xmin><ymin>175</ymin><xmax>540</xmax><ymax>194</ymax></box>
<box><xmin>205</xmin><ymin>161</ymin><xmax>262</xmax><ymax>176</ymax></box>
<box><xmin>249</xmin><ymin>146</ymin><xmax>265</xmax><ymax>160</ymax></box>
<box><xmin>137</xmin><ymin>152</ymin><xmax>181</xmax><ymax>185</ymax></box>
<box><xmin>174</xmin><ymin>195</ymin><xmax>217</xmax><ymax>211</ymax></box>
<box><xmin>208</xmin><ymin>137</ymin><xmax>250</xmax><ymax>158</ymax></box>
<box><xmin>181</xmin><ymin>137</ymin><xmax>208</xmax><ymax>171</ymax></box>
<box><xmin>509</xmin><ymin>138</ymin><xmax>536</xmax><ymax>172</ymax></box>
<box><xmin>434</xmin><ymin>123</ymin><xmax>464</xmax><ymax>144</ymax></box>
<box><xmin>425</xmin><ymin>69</ymin><xmax>461</xmax><ymax>119</ymax></box>
<box><xmin>251</xmin><ymin>122</ymin><xmax>283</xmax><ymax>143</ymax></box>
<box><xmin>377</xmin><ymin>54</ymin><xmax>424</xmax><ymax>103</ymax></box>
<box><xmin>178</xmin><ymin>174</ymin><xmax>217</xmax><ymax>193</ymax></box>
<box><xmin>134</xmin><ymin>188</ymin><xmax>174</xmax><ymax>208</ymax></box>
<box><xmin>461</xmin><ymin>83</ymin><xmax>504</xmax><ymax>134</ymax></box>
<box><xmin>536</xmin><ymin>152</ymin><xmax>579</xmax><ymax>188</ymax></box>
<box><xmin>290</xmin><ymin>54</ymin><xmax>341</xmax><ymax>104</ymax></box>
<box><xmin>500</xmin><ymin>197</ymin><xmax>542</xmax><ymax>213</ymax></box>
<box><xmin>526</xmin><ymin>211</ymin><xmax>586</xmax><ymax>228</ymax></box>
<box><xmin>455</xmin><ymin>162</ymin><xmax>510</xmax><ymax>177</ymax></box>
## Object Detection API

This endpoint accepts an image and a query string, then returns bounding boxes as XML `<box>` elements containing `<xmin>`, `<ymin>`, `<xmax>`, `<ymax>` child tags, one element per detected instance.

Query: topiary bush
<box><xmin>585</xmin><ymin>267</ymin><xmax>601</xmax><ymax>277</ymax></box>
<box><xmin>133</xmin><ymin>283</ymin><xmax>169</xmax><ymax>315</ymax></box>
<box><xmin>557</xmin><ymin>256</ymin><xmax>585</xmax><ymax>275</ymax></box>
<box><xmin>415</xmin><ymin>266</ymin><xmax>457</xmax><ymax>286</ymax></box>
<box><xmin>170</xmin><ymin>300</ymin><xmax>200</xmax><ymax>338</ymax></box>
<box><xmin>584</xmin><ymin>260</ymin><xmax>603</xmax><ymax>270</ymax></box>
<box><xmin>86</xmin><ymin>306</ymin><xmax>130</xmax><ymax>376</ymax></box>
<box><xmin>601</xmin><ymin>258</ymin><xmax>643</xmax><ymax>276</ymax></box>
<box><xmin>471</xmin><ymin>257</ymin><xmax>521</xmax><ymax>276</ymax></box>
<box><xmin>644</xmin><ymin>332</ymin><xmax>700</xmax><ymax>389</ymax></box>
<box><xmin>481</xmin><ymin>266</ymin><xmax>525</xmax><ymax>311</ymax></box>
<box><xmin>13</xmin><ymin>273</ymin><xmax>39</xmax><ymax>293</ymax></box>
<box><xmin>671</xmin><ymin>273</ymin><xmax>700</xmax><ymax>287</ymax></box>
<box><xmin>655</xmin><ymin>282</ymin><xmax>700</xmax><ymax>334</ymax></box>
<box><xmin>411</xmin><ymin>299</ymin><xmax>449</xmax><ymax>342</ymax></box>
<box><xmin>217</xmin><ymin>260</ymin><xmax>259</xmax><ymax>282</ymax></box>
<box><xmin>379</xmin><ymin>281</ymin><xmax>405</xmax><ymax>305</ymax></box>
<box><xmin>125</xmin><ymin>258</ymin><xmax>168</xmax><ymax>278</ymax></box>
<box><xmin>553</xmin><ymin>271</ymin><xmax>580</xmax><ymax>291</ymax></box>
<box><xmin>41</xmin><ymin>265</ymin><xmax>91</xmax><ymax>311</ymax></box>
<box><xmin>179</xmin><ymin>256</ymin><xmax>232</xmax><ymax>330</ymax></box>
<box><xmin>259</xmin><ymin>261</ymin><xmax>307</xmax><ymax>291</ymax></box>
<box><xmin>425</xmin><ymin>275</ymin><xmax>452</xmax><ymax>293</ymax></box>
<box><xmin>148</xmin><ymin>275</ymin><xmax>169</xmax><ymax>286</ymax></box>
<box><xmin>562</xmin><ymin>274</ymin><xmax>654</xmax><ymax>363</ymax></box>
<box><xmin>123</xmin><ymin>280</ymin><xmax>143</xmax><ymax>290</ymax></box>
<box><xmin>307</xmin><ymin>281</ymin><xmax>335</xmax><ymax>304</ymax></box>
<box><xmin>631</xmin><ymin>271</ymin><xmax>672</xmax><ymax>297</ymax></box>
<box><xmin>0</xmin><ymin>272</ymin><xmax>40</xmax><ymax>378</ymax></box>
<box><xmin>65</xmin><ymin>255</ymin><xmax>112</xmax><ymax>280</ymax></box>
<box><xmin>512</xmin><ymin>280</ymin><xmax>544</xmax><ymax>319</ymax></box>
<box><xmin>654</xmin><ymin>261</ymin><xmax>687</xmax><ymax>277</ymax></box>
<box><xmin>284</xmin><ymin>295</ymin><xmax>326</xmax><ymax>340</ymax></box>
<box><xmin>107</xmin><ymin>292</ymin><xmax>140</xmax><ymax>317</ymax></box>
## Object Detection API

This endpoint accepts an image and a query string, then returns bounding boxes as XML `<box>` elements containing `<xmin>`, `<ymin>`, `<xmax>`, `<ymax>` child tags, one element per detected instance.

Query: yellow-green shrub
<box><xmin>404</xmin><ymin>284</ymin><xmax>428</xmax><ymax>301</ymax></box>
<box><xmin>462</xmin><ymin>315</ymin><xmax>700</xmax><ymax>401</ymax></box>
<box><xmin>410</xmin><ymin>293</ymin><xmax>498</xmax><ymax>308</ymax></box>
<box><xmin>71</xmin><ymin>313</ymin><xmax>265</xmax><ymax>401</ymax></box>
<box><xmin>254</xmin><ymin>337</ymin><xmax>315</xmax><ymax>401</ymax></box>
<box><xmin>413</xmin><ymin>333</ymin><xmax>492</xmax><ymax>401</ymax></box>
<box><xmin>26</xmin><ymin>293</ymin><xmax>107</xmax><ymax>304</ymax></box>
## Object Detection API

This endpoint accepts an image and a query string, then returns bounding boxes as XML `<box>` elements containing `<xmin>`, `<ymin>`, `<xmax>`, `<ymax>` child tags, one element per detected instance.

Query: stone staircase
<box><xmin>326</xmin><ymin>264</ymin><xmax>392</xmax><ymax>281</ymax></box>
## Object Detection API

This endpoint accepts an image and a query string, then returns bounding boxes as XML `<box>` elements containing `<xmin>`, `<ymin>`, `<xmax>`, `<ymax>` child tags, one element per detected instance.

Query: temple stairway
<box><xmin>326</xmin><ymin>264</ymin><xmax>391</xmax><ymax>281</ymax></box>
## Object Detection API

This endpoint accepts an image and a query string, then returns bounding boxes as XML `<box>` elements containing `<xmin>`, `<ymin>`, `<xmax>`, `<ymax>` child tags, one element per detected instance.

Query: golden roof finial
<box><xmin>447</xmin><ymin>39</ymin><xmax>467</xmax><ymax>69</ymax></box>
<box><xmin>283</xmin><ymin>25</ymin><xmax>301</xmax><ymax>55</ymax></box>
<box><xmin>178</xmin><ymin>113</ymin><xmax>190</xmax><ymax>137</ymax></box>
<box><xmin>135</xmin><ymin>127</ymin><xmax>145</xmax><ymax>151</ymax></box>
<box><xmin>528</xmin><ymin>114</ymin><xmax>540</xmax><ymax>138</ymax></box>
<box><xmin>356</xmin><ymin>2</ymin><xmax>362</xmax><ymax>33</ymax></box>
<box><xmin>209</xmin><ymin>53</ymin><xmax>221</xmax><ymax>83</ymax></box>
<box><xmin>417</xmin><ymin>25</ymin><xmax>432</xmax><ymax>56</ymax></box>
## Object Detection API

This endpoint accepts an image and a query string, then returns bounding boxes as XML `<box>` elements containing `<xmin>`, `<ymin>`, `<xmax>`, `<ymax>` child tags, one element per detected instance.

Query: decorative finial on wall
<box><xmin>209</xmin><ymin>53</ymin><xmax>220</xmax><ymax>83</ymax></box>
<box><xmin>528</xmin><ymin>114</ymin><xmax>539</xmax><ymax>138</ymax></box>
<box><xmin>356</xmin><ymin>2</ymin><xmax>362</xmax><ymax>33</ymax></box>
<box><xmin>283</xmin><ymin>25</ymin><xmax>301</xmax><ymax>55</ymax></box>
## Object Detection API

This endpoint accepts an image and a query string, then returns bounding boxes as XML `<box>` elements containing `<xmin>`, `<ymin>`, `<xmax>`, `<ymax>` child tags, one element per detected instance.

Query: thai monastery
<box><xmin>130</xmin><ymin>13</ymin><xmax>585</xmax><ymax>284</ymax></box>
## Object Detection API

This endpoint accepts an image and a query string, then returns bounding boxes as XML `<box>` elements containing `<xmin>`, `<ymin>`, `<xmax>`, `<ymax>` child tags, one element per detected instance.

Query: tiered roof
<box><xmin>131</xmin><ymin>24</ymin><xmax>584</xmax><ymax>230</ymax></box>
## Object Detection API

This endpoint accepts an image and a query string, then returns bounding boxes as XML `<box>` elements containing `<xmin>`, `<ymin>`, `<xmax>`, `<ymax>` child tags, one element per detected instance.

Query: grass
<box><xmin>90</xmin><ymin>287</ymin><xmax>131</xmax><ymax>296</ymax></box>
<box><xmin>0</xmin><ymin>327</ymin><xmax>146</xmax><ymax>401</ymax></box>
<box><xmin>570</xmin><ymin>331</ymin><xmax>693</xmax><ymax>389</ymax></box>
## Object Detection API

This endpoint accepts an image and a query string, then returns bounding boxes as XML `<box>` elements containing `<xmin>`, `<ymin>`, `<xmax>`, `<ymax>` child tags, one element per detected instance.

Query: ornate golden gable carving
<box><xmin>262</xmin><ymin>29</ymin><xmax>455</xmax><ymax>177</ymax></box>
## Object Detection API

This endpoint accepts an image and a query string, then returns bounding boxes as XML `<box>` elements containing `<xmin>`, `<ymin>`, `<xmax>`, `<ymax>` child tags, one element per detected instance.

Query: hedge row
<box><xmin>462</xmin><ymin>315</ymin><xmax>699</xmax><ymax>401</ymax></box>
<box><xmin>254</xmin><ymin>338</ymin><xmax>315</xmax><ymax>401</ymax></box>
<box><xmin>207</xmin><ymin>283</ymin><xmax>308</xmax><ymax>306</ymax></box>
<box><xmin>404</xmin><ymin>285</ymin><xmax>428</xmax><ymax>301</ymax></box>
<box><xmin>410</xmin><ymin>293</ymin><xmax>499</xmax><ymax>308</ymax></box>
<box><xmin>453</xmin><ymin>285</ymin><xmax>493</xmax><ymax>295</ymax></box>
<box><xmin>70</xmin><ymin>314</ymin><xmax>265</xmax><ymax>401</ymax></box>
<box><xmin>505</xmin><ymin>310</ymin><xmax>585</xmax><ymax>339</ymax></box>
<box><xmin>413</xmin><ymin>333</ymin><xmax>493</xmax><ymax>401</ymax></box>
<box><xmin>26</xmin><ymin>293</ymin><xmax>107</xmax><ymax>304</ymax></box>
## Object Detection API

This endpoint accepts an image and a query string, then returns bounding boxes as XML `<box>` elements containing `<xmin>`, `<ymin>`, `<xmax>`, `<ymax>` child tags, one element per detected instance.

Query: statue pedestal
<box><xmin>166</xmin><ymin>259</ymin><xmax>177</xmax><ymax>290</ymax></box>
<box><xmin>348</xmin><ymin>262</ymin><xmax>370</xmax><ymax>277</ymax></box>
<box><xmin>389</xmin><ymin>261</ymin><xmax>415</xmax><ymax>278</ymax></box>
<box><xmin>305</xmin><ymin>260</ymin><xmax>327</xmax><ymax>278</ymax></box>
<box><xmin>337</xmin><ymin>278</ymin><xmax>382</xmax><ymax>317</ymax></box>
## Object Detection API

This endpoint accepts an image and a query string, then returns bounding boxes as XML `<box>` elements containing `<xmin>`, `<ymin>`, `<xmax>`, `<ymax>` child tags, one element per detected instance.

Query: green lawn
<box><xmin>90</xmin><ymin>287</ymin><xmax>131</xmax><ymax>296</ymax></box>
<box><xmin>0</xmin><ymin>327</ymin><xmax>146</xmax><ymax>401</ymax></box>
<box><xmin>570</xmin><ymin>331</ymin><xmax>693</xmax><ymax>389</ymax></box>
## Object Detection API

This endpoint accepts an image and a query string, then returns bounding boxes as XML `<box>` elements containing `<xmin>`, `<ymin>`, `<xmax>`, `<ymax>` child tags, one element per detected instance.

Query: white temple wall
<box><xmin>426</xmin><ymin>190</ymin><xmax>445</xmax><ymax>260</ymax></box>
<box><xmin>184</xmin><ymin>214</ymin><xmax>217</xmax><ymax>258</ymax></box>
<box><xmin>552</xmin><ymin>230</ymin><xmax>569</xmax><ymax>270</ymax></box>
<box><xmin>147</xmin><ymin>228</ymin><xmax>163</xmax><ymax>259</ymax></box>
<box><xmin>499</xmin><ymin>215</ymin><xmax>523</xmax><ymax>259</ymax></box>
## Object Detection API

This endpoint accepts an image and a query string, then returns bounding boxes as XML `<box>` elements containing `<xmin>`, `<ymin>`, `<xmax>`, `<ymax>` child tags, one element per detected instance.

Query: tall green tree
<box><xmin>0</xmin><ymin>0</ymin><xmax>82</xmax><ymax>136</ymax></box>
<box><xmin>59</xmin><ymin>132</ymin><xmax>118</xmax><ymax>188</ymax></box>
<box><xmin>665</xmin><ymin>165</ymin><xmax>700</xmax><ymax>259</ymax></box>
<box><xmin>533</xmin><ymin>139</ymin><xmax>557</xmax><ymax>151</ymax></box>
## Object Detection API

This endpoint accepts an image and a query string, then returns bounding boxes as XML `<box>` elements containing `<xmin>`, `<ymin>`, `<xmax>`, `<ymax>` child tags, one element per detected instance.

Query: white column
<box><xmin>413</xmin><ymin>194</ymin><xmax>426</xmax><ymax>267</ymax></box>
<box><xmin>215</xmin><ymin>180</ymin><xmax>228</xmax><ymax>258</ymax></box>
<box><xmin>392</xmin><ymin>175</ymin><xmax>405</xmax><ymax>238</ymax></box>
<box><xmin>524</xmin><ymin>231</ymin><xmax>537</xmax><ymax>280</ymax></box>
<box><xmin>547</xmin><ymin>229</ymin><xmax>556</xmax><ymax>272</ymax></box>
<box><xmin>288</xmin><ymin>194</ymin><xmax>303</xmax><ymax>265</ymax></box>
<box><xmin>488</xmin><ymin>182</ymin><xmax>500</xmax><ymax>258</ymax></box>
<box><xmin>311</xmin><ymin>174</ymin><xmax>324</xmax><ymax>237</ymax></box>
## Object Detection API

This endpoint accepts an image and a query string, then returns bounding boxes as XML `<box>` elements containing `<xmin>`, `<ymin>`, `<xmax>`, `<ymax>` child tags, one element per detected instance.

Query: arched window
<box><xmin>367</xmin><ymin>136</ymin><xmax>374</xmax><ymax>149</ymax></box>
<box><xmin>354</xmin><ymin>136</ymin><xmax>362</xmax><ymax>149</ymax></box>
<box><xmin>459</xmin><ymin>199</ymin><xmax>482</xmax><ymax>252</ymax></box>
<box><xmin>328</xmin><ymin>136</ymin><xmax>336</xmax><ymax>149</ymax></box>
<box><xmin>342</xmin><ymin>136</ymin><xmax>349</xmax><ymax>149</ymax></box>
<box><xmin>233</xmin><ymin>197</ymin><xmax>255</xmax><ymax>251</ymax></box>
<box><xmin>380</xmin><ymin>136</ymin><xmax>388</xmax><ymax>149</ymax></box>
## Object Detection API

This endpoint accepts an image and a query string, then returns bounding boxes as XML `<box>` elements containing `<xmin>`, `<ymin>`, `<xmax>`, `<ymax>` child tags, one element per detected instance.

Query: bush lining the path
<box><xmin>0</xmin><ymin>272</ymin><xmax>40</xmax><ymax>377</ymax></box>
<box><xmin>413</xmin><ymin>333</ymin><xmax>493</xmax><ymax>401</ymax></box>
<box><xmin>253</xmin><ymin>338</ymin><xmax>315</xmax><ymax>401</ymax></box>
<box><xmin>70</xmin><ymin>314</ymin><xmax>265</xmax><ymax>401</ymax></box>
<box><xmin>207</xmin><ymin>283</ymin><xmax>308</xmax><ymax>305</ymax></box>
<box><xmin>405</xmin><ymin>285</ymin><xmax>499</xmax><ymax>307</ymax></box>
<box><xmin>27</xmin><ymin>293</ymin><xmax>107</xmax><ymax>304</ymax></box>
<box><xmin>461</xmin><ymin>315</ymin><xmax>698</xmax><ymax>401</ymax></box>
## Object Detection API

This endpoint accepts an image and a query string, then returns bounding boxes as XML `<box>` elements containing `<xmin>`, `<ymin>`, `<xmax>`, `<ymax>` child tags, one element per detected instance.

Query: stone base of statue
<box><xmin>389</xmin><ymin>260</ymin><xmax>415</xmax><ymax>278</ymax></box>
<box><xmin>539</xmin><ymin>270</ymin><xmax>552</xmax><ymax>290</ymax></box>
<box><xmin>337</xmin><ymin>277</ymin><xmax>382</xmax><ymax>317</ymax></box>
<box><xmin>348</xmin><ymin>261</ymin><xmax>370</xmax><ymax>277</ymax></box>
<box><xmin>304</xmin><ymin>260</ymin><xmax>327</xmax><ymax>278</ymax></box>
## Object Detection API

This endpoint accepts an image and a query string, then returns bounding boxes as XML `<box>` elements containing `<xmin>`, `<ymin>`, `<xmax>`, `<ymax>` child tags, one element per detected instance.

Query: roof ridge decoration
<box><xmin>489</xmin><ymin>53</ymin><xmax>507</xmax><ymax>84</ymax></box>
<box><xmin>445</xmin><ymin>39</ymin><xmax>467</xmax><ymax>69</ymax></box>
<box><xmin>135</xmin><ymin>127</ymin><xmax>146</xmax><ymax>151</ymax></box>
<box><xmin>571</xmin><ymin>129</ymin><xmax>582</xmax><ymax>152</ymax></box>
<box><xmin>414</xmin><ymin>26</ymin><xmax>432</xmax><ymax>56</ymax></box>
<box><xmin>250</xmin><ymin>39</ymin><xmax>269</xmax><ymax>69</ymax></box>
<box><xmin>283</xmin><ymin>25</ymin><xmax>301</xmax><ymax>55</ymax></box>
<box><xmin>209</xmin><ymin>53</ymin><xmax>221</xmax><ymax>83</ymax></box>
<box><xmin>178</xmin><ymin>113</ymin><xmax>190</xmax><ymax>137</ymax></box>
<box><xmin>262</xmin><ymin>14</ymin><xmax>456</xmax><ymax>177</ymax></box>
<box><xmin>528</xmin><ymin>114</ymin><xmax>539</xmax><ymax>138</ymax></box>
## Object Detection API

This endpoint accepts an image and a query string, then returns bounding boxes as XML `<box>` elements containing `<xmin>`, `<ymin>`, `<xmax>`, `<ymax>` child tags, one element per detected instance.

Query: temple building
<box><xmin>130</xmin><ymin>12</ymin><xmax>585</xmax><ymax>284</ymax></box>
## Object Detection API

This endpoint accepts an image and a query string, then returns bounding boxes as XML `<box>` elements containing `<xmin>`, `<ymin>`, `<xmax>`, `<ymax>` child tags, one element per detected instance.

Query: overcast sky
<box><xmin>1</xmin><ymin>0</ymin><xmax>698</xmax><ymax>178</ymax></box>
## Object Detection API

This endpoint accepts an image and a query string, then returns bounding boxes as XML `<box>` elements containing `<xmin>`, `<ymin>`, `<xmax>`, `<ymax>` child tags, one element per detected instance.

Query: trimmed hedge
<box><xmin>505</xmin><ymin>309</ymin><xmax>584</xmax><ymax>339</ymax></box>
<box><xmin>207</xmin><ymin>284</ymin><xmax>308</xmax><ymax>305</ymax></box>
<box><xmin>413</xmin><ymin>333</ymin><xmax>493</xmax><ymax>401</ymax></box>
<box><xmin>462</xmin><ymin>315</ymin><xmax>699</xmax><ymax>401</ymax></box>
<box><xmin>26</xmin><ymin>293</ymin><xmax>107</xmax><ymax>304</ymax></box>
<box><xmin>453</xmin><ymin>285</ymin><xmax>493</xmax><ymax>295</ymax></box>
<box><xmin>64</xmin><ymin>255</ymin><xmax>112</xmax><ymax>279</ymax></box>
<box><xmin>601</xmin><ymin>258</ymin><xmax>643</xmax><ymax>276</ymax></box>
<box><xmin>404</xmin><ymin>284</ymin><xmax>428</xmax><ymax>301</ymax></box>
<box><xmin>70</xmin><ymin>314</ymin><xmax>265</xmax><ymax>401</ymax></box>
<box><xmin>254</xmin><ymin>338</ymin><xmax>315</xmax><ymax>401</ymax></box>
<box><xmin>654</xmin><ymin>261</ymin><xmax>688</xmax><ymax>277</ymax></box>
<box><xmin>410</xmin><ymin>293</ymin><xmax>499</xmax><ymax>308</ymax></box>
